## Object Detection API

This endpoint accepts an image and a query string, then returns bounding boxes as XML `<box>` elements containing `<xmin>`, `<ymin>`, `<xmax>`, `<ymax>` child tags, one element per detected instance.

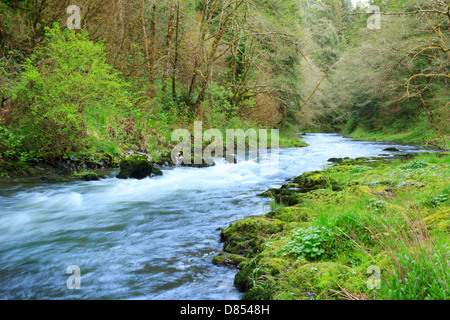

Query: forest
<box><xmin>1</xmin><ymin>0</ymin><xmax>448</xmax><ymax>167</ymax></box>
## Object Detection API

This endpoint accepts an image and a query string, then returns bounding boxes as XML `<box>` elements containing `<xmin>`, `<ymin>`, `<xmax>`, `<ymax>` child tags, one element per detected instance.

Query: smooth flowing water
<box><xmin>0</xmin><ymin>134</ymin><xmax>426</xmax><ymax>300</ymax></box>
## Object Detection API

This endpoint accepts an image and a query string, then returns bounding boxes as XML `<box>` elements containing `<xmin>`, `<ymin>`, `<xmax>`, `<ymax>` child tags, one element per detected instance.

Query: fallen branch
<box><xmin>300</xmin><ymin>57</ymin><xmax>343</xmax><ymax>109</ymax></box>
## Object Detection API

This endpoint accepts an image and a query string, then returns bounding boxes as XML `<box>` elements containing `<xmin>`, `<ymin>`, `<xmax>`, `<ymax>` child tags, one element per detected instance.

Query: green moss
<box><xmin>70</xmin><ymin>171</ymin><xmax>103</xmax><ymax>181</ymax></box>
<box><xmin>153</xmin><ymin>150</ymin><xmax>175</xmax><ymax>166</ymax></box>
<box><xmin>349</xmin><ymin>185</ymin><xmax>389</xmax><ymax>197</ymax></box>
<box><xmin>241</xmin><ymin>277</ymin><xmax>277</xmax><ymax>300</ymax></box>
<box><xmin>220</xmin><ymin>217</ymin><xmax>285</xmax><ymax>256</ymax></box>
<box><xmin>211</xmin><ymin>253</ymin><xmax>248</xmax><ymax>268</ymax></box>
<box><xmin>116</xmin><ymin>155</ymin><xmax>162</xmax><ymax>180</ymax></box>
<box><xmin>298</xmin><ymin>188</ymin><xmax>347</xmax><ymax>205</ymax></box>
<box><xmin>293</xmin><ymin>171</ymin><xmax>342</xmax><ymax>193</ymax></box>
<box><xmin>267</xmin><ymin>204</ymin><xmax>313</xmax><ymax>223</ymax></box>
<box><xmin>234</xmin><ymin>260</ymin><xmax>256</xmax><ymax>292</ymax></box>
<box><xmin>281</xmin><ymin>262</ymin><xmax>351</xmax><ymax>300</ymax></box>
<box><xmin>423</xmin><ymin>209</ymin><xmax>450</xmax><ymax>232</ymax></box>
<box><xmin>94</xmin><ymin>152</ymin><xmax>120</xmax><ymax>168</ymax></box>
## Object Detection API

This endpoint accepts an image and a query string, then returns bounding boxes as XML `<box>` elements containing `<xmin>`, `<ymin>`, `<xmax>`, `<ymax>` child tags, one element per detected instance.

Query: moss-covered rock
<box><xmin>70</xmin><ymin>171</ymin><xmax>103</xmax><ymax>181</ymax></box>
<box><xmin>116</xmin><ymin>155</ymin><xmax>163</xmax><ymax>180</ymax></box>
<box><xmin>273</xmin><ymin>189</ymin><xmax>304</xmax><ymax>206</ymax></box>
<box><xmin>94</xmin><ymin>152</ymin><xmax>121</xmax><ymax>168</ymax></box>
<box><xmin>383</xmin><ymin>147</ymin><xmax>400</xmax><ymax>152</ymax></box>
<box><xmin>257</xmin><ymin>257</ymin><xmax>291</xmax><ymax>276</ymax></box>
<box><xmin>217</xmin><ymin>152</ymin><xmax>449</xmax><ymax>300</ymax></box>
<box><xmin>292</xmin><ymin>171</ymin><xmax>342</xmax><ymax>193</ymax></box>
<box><xmin>258</xmin><ymin>172</ymin><xmax>342</xmax><ymax>205</ymax></box>
<box><xmin>234</xmin><ymin>260</ymin><xmax>257</xmax><ymax>292</ymax></box>
<box><xmin>267</xmin><ymin>204</ymin><xmax>312</xmax><ymax>223</ymax></box>
<box><xmin>154</xmin><ymin>150</ymin><xmax>175</xmax><ymax>166</ymax></box>
<box><xmin>212</xmin><ymin>253</ymin><xmax>248</xmax><ymax>268</ymax></box>
<box><xmin>151</xmin><ymin>166</ymin><xmax>163</xmax><ymax>176</ymax></box>
<box><xmin>220</xmin><ymin>217</ymin><xmax>285</xmax><ymax>256</ymax></box>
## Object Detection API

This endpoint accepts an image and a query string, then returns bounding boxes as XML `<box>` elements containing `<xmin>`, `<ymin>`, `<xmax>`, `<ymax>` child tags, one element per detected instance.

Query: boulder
<box><xmin>220</xmin><ymin>217</ymin><xmax>285</xmax><ymax>256</ymax></box>
<box><xmin>212</xmin><ymin>253</ymin><xmax>248</xmax><ymax>268</ymax></box>
<box><xmin>70</xmin><ymin>171</ymin><xmax>103</xmax><ymax>181</ymax></box>
<box><xmin>328</xmin><ymin>157</ymin><xmax>344</xmax><ymax>163</ymax></box>
<box><xmin>383</xmin><ymin>147</ymin><xmax>400</xmax><ymax>152</ymax></box>
<box><xmin>292</xmin><ymin>171</ymin><xmax>341</xmax><ymax>193</ymax></box>
<box><xmin>116</xmin><ymin>155</ymin><xmax>163</xmax><ymax>180</ymax></box>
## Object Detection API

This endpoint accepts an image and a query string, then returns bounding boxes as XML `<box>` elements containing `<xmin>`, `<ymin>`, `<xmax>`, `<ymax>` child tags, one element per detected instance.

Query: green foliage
<box><xmin>278</xmin><ymin>226</ymin><xmax>334</xmax><ymax>260</ymax></box>
<box><xmin>384</xmin><ymin>243</ymin><xmax>450</xmax><ymax>300</ymax></box>
<box><xmin>367</xmin><ymin>197</ymin><xmax>387</xmax><ymax>213</ymax></box>
<box><xmin>401</xmin><ymin>160</ymin><xmax>429</xmax><ymax>170</ymax></box>
<box><xmin>0</xmin><ymin>121</ymin><xmax>39</xmax><ymax>162</ymax></box>
<box><xmin>5</xmin><ymin>24</ymin><xmax>132</xmax><ymax>160</ymax></box>
<box><xmin>205</xmin><ymin>82</ymin><xmax>236</xmax><ymax>116</ymax></box>
<box><xmin>424</xmin><ymin>194</ymin><xmax>449</xmax><ymax>208</ymax></box>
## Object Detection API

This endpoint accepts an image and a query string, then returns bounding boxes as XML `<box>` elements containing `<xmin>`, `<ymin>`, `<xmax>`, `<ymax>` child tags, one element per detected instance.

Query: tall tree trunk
<box><xmin>149</xmin><ymin>2</ymin><xmax>157</xmax><ymax>97</ymax></box>
<box><xmin>172</xmin><ymin>2</ymin><xmax>180</xmax><ymax>100</ymax></box>
<box><xmin>141</xmin><ymin>0</ymin><xmax>152</xmax><ymax>95</ymax></box>
<box><xmin>187</xmin><ymin>0</ymin><xmax>210</xmax><ymax>108</ymax></box>
<box><xmin>162</xmin><ymin>5</ymin><xmax>176</xmax><ymax>93</ymax></box>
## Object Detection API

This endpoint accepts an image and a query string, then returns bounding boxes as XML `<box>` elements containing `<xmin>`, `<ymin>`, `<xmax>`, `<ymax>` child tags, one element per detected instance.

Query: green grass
<box><xmin>347</xmin><ymin>120</ymin><xmax>448</xmax><ymax>150</ymax></box>
<box><xmin>277</xmin><ymin>132</ymin><xmax>308</xmax><ymax>148</ymax></box>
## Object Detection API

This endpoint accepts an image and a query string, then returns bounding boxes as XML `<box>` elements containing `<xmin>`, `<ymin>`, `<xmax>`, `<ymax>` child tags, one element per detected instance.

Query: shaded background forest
<box><xmin>0</xmin><ymin>0</ymin><xmax>449</xmax><ymax>164</ymax></box>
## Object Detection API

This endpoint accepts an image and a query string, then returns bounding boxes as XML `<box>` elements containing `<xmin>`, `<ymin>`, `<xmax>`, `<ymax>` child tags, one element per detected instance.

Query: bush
<box><xmin>6</xmin><ymin>24</ymin><xmax>132</xmax><ymax>160</ymax></box>
<box><xmin>278</xmin><ymin>226</ymin><xmax>335</xmax><ymax>260</ymax></box>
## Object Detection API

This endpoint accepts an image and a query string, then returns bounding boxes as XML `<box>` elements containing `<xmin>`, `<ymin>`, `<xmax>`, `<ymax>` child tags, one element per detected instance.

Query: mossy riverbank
<box><xmin>214</xmin><ymin>152</ymin><xmax>450</xmax><ymax>300</ymax></box>
<box><xmin>0</xmin><ymin>151</ymin><xmax>123</xmax><ymax>181</ymax></box>
<box><xmin>345</xmin><ymin>126</ymin><xmax>449</xmax><ymax>151</ymax></box>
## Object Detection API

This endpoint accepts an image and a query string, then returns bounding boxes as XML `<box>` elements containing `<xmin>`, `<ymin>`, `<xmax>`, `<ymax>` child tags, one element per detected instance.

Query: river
<box><xmin>0</xmin><ymin>133</ymin><xmax>426</xmax><ymax>300</ymax></box>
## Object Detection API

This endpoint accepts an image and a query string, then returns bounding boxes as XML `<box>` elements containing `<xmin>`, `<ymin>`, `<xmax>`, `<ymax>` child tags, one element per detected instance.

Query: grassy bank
<box><xmin>344</xmin><ymin>119</ymin><xmax>449</xmax><ymax>150</ymax></box>
<box><xmin>214</xmin><ymin>152</ymin><xmax>450</xmax><ymax>300</ymax></box>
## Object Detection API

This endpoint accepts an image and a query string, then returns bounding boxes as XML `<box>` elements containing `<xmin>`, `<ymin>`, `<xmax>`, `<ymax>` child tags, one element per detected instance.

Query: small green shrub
<box><xmin>278</xmin><ymin>226</ymin><xmax>334</xmax><ymax>260</ymax></box>
<box><xmin>401</xmin><ymin>160</ymin><xmax>428</xmax><ymax>170</ymax></box>
<box><xmin>367</xmin><ymin>197</ymin><xmax>387</xmax><ymax>213</ymax></box>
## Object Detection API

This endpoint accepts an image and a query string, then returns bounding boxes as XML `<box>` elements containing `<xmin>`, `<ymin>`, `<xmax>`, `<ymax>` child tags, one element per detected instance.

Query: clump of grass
<box><xmin>361</xmin><ymin>206</ymin><xmax>450</xmax><ymax>300</ymax></box>
<box><xmin>384</xmin><ymin>241</ymin><xmax>450</xmax><ymax>300</ymax></box>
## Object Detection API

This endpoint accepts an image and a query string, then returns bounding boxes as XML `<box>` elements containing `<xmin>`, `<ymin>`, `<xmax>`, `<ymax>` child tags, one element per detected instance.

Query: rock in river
<box><xmin>116</xmin><ymin>155</ymin><xmax>163</xmax><ymax>180</ymax></box>
<box><xmin>383</xmin><ymin>147</ymin><xmax>400</xmax><ymax>152</ymax></box>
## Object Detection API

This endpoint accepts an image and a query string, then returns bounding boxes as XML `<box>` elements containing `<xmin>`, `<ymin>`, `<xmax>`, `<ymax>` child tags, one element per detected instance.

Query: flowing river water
<box><xmin>0</xmin><ymin>133</ymin><xmax>427</xmax><ymax>300</ymax></box>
